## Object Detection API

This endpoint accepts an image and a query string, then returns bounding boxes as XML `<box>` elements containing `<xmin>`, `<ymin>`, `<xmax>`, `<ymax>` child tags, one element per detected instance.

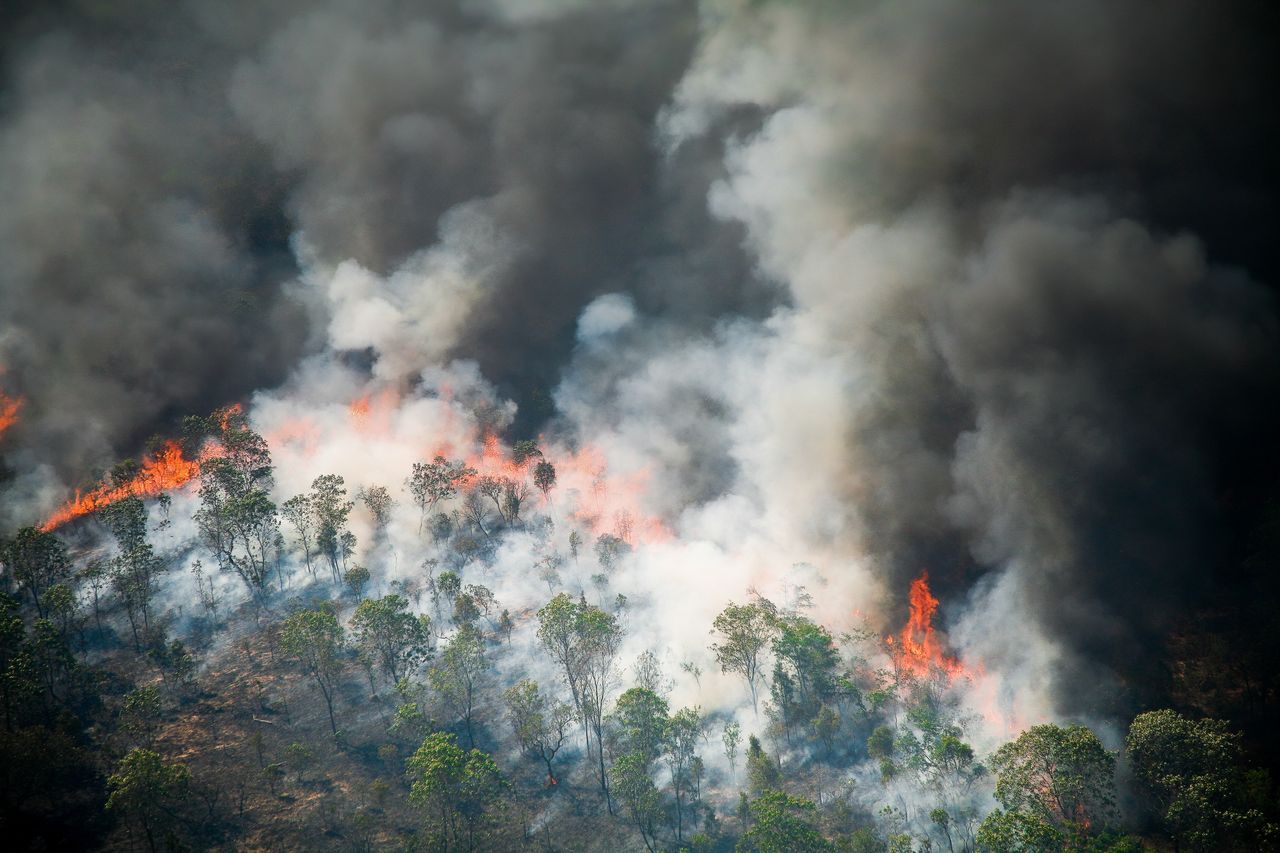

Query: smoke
<box><xmin>4</xmin><ymin>0</ymin><xmax>1280</xmax><ymax>801</ymax></box>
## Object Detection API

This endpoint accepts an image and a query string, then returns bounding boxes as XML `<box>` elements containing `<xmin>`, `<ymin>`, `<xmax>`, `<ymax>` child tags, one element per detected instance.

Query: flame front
<box><xmin>888</xmin><ymin>572</ymin><xmax>967</xmax><ymax>681</ymax></box>
<box><xmin>39</xmin><ymin>441</ymin><xmax>203</xmax><ymax>531</ymax></box>
<box><xmin>0</xmin><ymin>391</ymin><xmax>21</xmax><ymax>440</ymax></box>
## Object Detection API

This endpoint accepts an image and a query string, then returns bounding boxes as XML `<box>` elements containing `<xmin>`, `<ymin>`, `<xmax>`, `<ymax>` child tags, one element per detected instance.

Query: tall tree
<box><xmin>533</xmin><ymin>460</ymin><xmax>557</xmax><ymax>504</ymax></box>
<box><xmin>351</xmin><ymin>594</ymin><xmax>432</xmax><ymax>690</ymax></box>
<box><xmin>407</xmin><ymin>456</ymin><xmax>475</xmax><ymax>533</ymax></box>
<box><xmin>1127</xmin><ymin>709</ymin><xmax>1277</xmax><ymax>851</ymax></box>
<box><xmin>665</xmin><ymin>706</ymin><xmax>705</xmax><ymax>844</ymax></box>
<box><xmin>105</xmin><ymin>748</ymin><xmax>190</xmax><ymax>853</ymax></box>
<box><xmin>537</xmin><ymin>592</ymin><xmax>624</xmax><ymax>810</ymax></box>
<box><xmin>978</xmin><ymin>723</ymin><xmax>1117</xmax><ymax>849</ymax></box>
<box><xmin>280</xmin><ymin>494</ymin><xmax>317</xmax><ymax>578</ymax></box>
<box><xmin>0</xmin><ymin>527</ymin><xmax>70</xmax><ymax>618</ymax></box>
<box><xmin>503</xmin><ymin>679</ymin><xmax>573</xmax><ymax>785</ymax></box>
<box><xmin>610</xmin><ymin>687</ymin><xmax>670</xmax><ymax>769</ymax></box>
<box><xmin>710</xmin><ymin>600</ymin><xmax>778</xmax><ymax>712</ymax></box>
<box><xmin>101</xmin><ymin>498</ymin><xmax>164</xmax><ymax>647</ymax></box>
<box><xmin>429</xmin><ymin>625</ymin><xmax>487</xmax><ymax>748</ymax></box>
<box><xmin>737</xmin><ymin>790</ymin><xmax>831</xmax><ymax>853</ymax></box>
<box><xmin>310</xmin><ymin>474</ymin><xmax>354</xmax><ymax>583</ymax></box>
<box><xmin>194</xmin><ymin>407</ymin><xmax>278</xmax><ymax>597</ymax></box>
<box><xmin>406</xmin><ymin>732</ymin><xmax>508</xmax><ymax>853</ymax></box>
<box><xmin>610</xmin><ymin>751</ymin><xmax>662</xmax><ymax>853</ymax></box>
<box><xmin>280</xmin><ymin>608</ymin><xmax>347</xmax><ymax>735</ymax></box>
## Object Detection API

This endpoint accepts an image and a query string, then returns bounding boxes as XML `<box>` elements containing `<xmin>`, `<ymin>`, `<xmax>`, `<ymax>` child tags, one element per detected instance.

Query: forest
<box><xmin>1</xmin><ymin>402</ymin><xmax>1277</xmax><ymax>851</ymax></box>
<box><xmin>4</xmin><ymin>1</ymin><xmax>1280</xmax><ymax>851</ymax></box>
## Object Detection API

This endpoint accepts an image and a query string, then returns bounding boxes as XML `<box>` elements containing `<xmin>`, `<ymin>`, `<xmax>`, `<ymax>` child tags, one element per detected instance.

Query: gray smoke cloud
<box><xmin>3</xmin><ymin>0</ymin><xmax>1279</xmax><ymax>734</ymax></box>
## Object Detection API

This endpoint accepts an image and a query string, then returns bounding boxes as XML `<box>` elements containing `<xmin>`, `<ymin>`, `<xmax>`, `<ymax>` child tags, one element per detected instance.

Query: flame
<box><xmin>888</xmin><ymin>572</ymin><xmax>967</xmax><ymax>681</ymax></box>
<box><xmin>39</xmin><ymin>440</ymin><xmax>204</xmax><ymax>531</ymax></box>
<box><xmin>0</xmin><ymin>391</ymin><xmax>21</xmax><ymax>440</ymax></box>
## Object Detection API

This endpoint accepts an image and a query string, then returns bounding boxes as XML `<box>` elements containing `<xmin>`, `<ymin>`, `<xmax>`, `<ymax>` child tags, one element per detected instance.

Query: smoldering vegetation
<box><xmin>2</xmin><ymin>1</ymin><xmax>1280</xmax><ymax>851</ymax></box>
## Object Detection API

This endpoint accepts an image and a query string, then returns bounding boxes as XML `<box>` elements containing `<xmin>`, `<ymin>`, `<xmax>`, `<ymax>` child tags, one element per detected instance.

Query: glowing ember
<box><xmin>887</xmin><ymin>572</ymin><xmax>967</xmax><ymax>681</ymax></box>
<box><xmin>0</xmin><ymin>391</ymin><xmax>21</xmax><ymax>440</ymax></box>
<box><xmin>39</xmin><ymin>440</ymin><xmax>204</xmax><ymax>531</ymax></box>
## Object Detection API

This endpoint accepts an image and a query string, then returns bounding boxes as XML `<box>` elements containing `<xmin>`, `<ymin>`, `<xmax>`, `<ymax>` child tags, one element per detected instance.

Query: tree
<box><xmin>343</xmin><ymin>565</ymin><xmax>371</xmax><ymax>600</ymax></box>
<box><xmin>310</xmin><ymin>474</ymin><xmax>354</xmax><ymax>583</ymax></box>
<box><xmin>611</xmin><ymin>751</ymin><xmax>663</xmax><ymax>853</ymax></box>
<box><xmin>121</xmin><ymin>684</ymin><xmax>164</xmax><ymax>747</ymax></box>
<box><xmin>979</xmin><ymin>724</ymin><xmax>1116</xmax><ymax>847</ymax></box>
<box><xmin>537</xmin><ymin>592</ymin><xmax>624</xmax><ymax>810</ymax></box>
<box><xmin>511</xmin><ymin>440</ymin><xmax>542</xmax><ymax>467</ymax></box>
<box><xmin>280</xmin><ymin>609</ymin><xmax>347</xmax><ymax>735</ymax></box>
<box><xmin>746</xmin><ymin>735</ymin><xmax>781</xmax><ymax>795</ymax></box>
<box><xmin>407</xmin><ymin>456</ymin><xmax>475</xmax><ymax>533</ymax></box>
<box><xmin>357</xmin><ymin>485</ymin><xmax>395</xmax><ymax>535</ymax></box>
<box><xmin>106</xmin><ymin>748</ymin><xmax>190</xmax><ymax>853</ymax></box>
<box><xmin>504</xmin><ymin>679</ymin><xmax>573</xmax><ymax>785</ymax></box>
<box><xmin>594</xmin><ymin>533</ymin><xmax>628</xmax><ymax>571</ymax></box>
<box><xmin>429</xmin><ymin>625</ymin><xmax>487</xmax><ymax>747</ymax></box>
<box><xmin>611</xmin><ymin>687</ymin><xmax>670</xmax><ymax>768</ymax></box>
<box><xmin>351</xmin><ymin>594</ymin><xmax>432</xmax><ymax>690</ymax></box>
<box><xmin>665</xmin><ymin>706</ymin><xmax>705</xmax><ymax>844</ymax></box>
<box><xmin>281</xmin><ymin>494</ymin><xmax>317</xmax><ymax>578</ymax></box>
<box><xmin>405</xmin><ymin>732</ymin><xmax>507</xmax><ymax>852</ymax></box>
<box><xmin>102</xmin><ymin>498</ymin><xmax>165</xmax><ymax>648</ymax></box>
<box><xmin>0</xmin><ymin>527</ymin><xmax>71</xmax><ymax>617</ymax></box>
<box><xmin>501</xmin><ymin>479</ymin><xmax>531</xmax><ymax>524</ymax></box>
<box><xmin>737</xmin><ymin>790</ymin><xmax>831</xmax><ymax>852</ymax></box>
<box><xmin>710</xmin><ymin>600</ymin><xmax>778</xmax><ymax>712</ymax></box>
<box><xmin>723</xmin><ymin>720</ymin><xmax>742</xmax><ymax>780</ymax></box>
<box><xmin>770</xmin><ymin>616</ymin><xmax>841</xmax><ymax>741</ymax></box>
<box><xmin>194</xmin><ymin>409</ymin><xmax>279</xmax><ymax>597</ymax></box>
<box><xmin>1127</xmin><ymin>709</ymin><xmax>1277</xmax><ymax>851</ymax></box>
<box><xmin>533</xmin><ymin>460</ymin><xmax>557</xmax><ymax>503</ymax></box>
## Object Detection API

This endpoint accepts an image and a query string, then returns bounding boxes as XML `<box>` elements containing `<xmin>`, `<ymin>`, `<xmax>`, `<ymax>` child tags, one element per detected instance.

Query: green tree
<box><xmin>533</xmin><ymin>460</ymin><xmax>557</xmax><ymax>503</ymax></box>
<box><xmin>1127</xmin><ymin>709</ymin><xmax>1277</xmax><ymax>851</ymax></box>
<box><xmin>0</xmin><ymin>527</ymin><xmax>71</xmax><ymax>617</ymax></box>
<box><xmin>102</xmin><ymin>498</ymin><xmax>165</xmax><ymax>648</ymax></box>
<box><xmin>610</xmin><ymin>687</ymin><xmax>670</xmax><ymax>768</ymax></box>
<box><xmin>194</xmin><ymin>408</ymin><xmax>278</xmax><ymax>596</ymax></box>
<box><xmin>351</xmin><ymin>594</ymin><xmax>432</xmax><ymax>690</ymax></box>
<box><xmin>710</xmin><ymin>600</ymin><xmax>778</xmax><ymax>712</ymax></box>
<box><xmin>310</xmin><ymin>474</ymin><xmax>354</xmax><ymax>583</ymax></box>
<box><xmin>746</xmin><ymin>735</ymin><xmax>781</xmax><ymax>795</ymax></box>
<box><xmin>405</xmin><ymin>732</ymin><xmax>507</xmax><ymax>852</ymax></box>
<box><xmin>737</xmin><ymin>790</ymin><xmax>831</xmax><ymax>852</ymax></box>
<box><xmin>280</xmin><ymin>609</ymin><xmax>347</xmax><ymax>735</ymax></box>
<box><xmin>105</xmin><ymin>748</ymin><xmax>190</xmax><ymax>853</ymax></box>
<box><xmin>281</xmin><ymin>494</ymin><xmax>318</xmax><ymax>578</ymax></box>
<box><xmin>504</xmin><ymin>679</ymin><xmax>573</xmax><ymax>784</ymax></box>
<box><xmin>343</xmin><ymin>564</ymin><xmax>371</xmax><ymax>599</ymax></box>
<box><xmin>978</xmin><ymin>724</ymin><xmax>1116</xmax><ymax>848</ymax></box>
<box><xmin>537</xmin><ymin>592</ymin><xmax>624</xmax><ymax>810</ymax></box>
<box><xmin>770</xmin><ymin>616</ymin><xmax>841</xmax><ymax>741</ymax></box>
<box><xmin>610</xmin><ymin>751</ymin><xmax>663</xmax><ymax>853</ymax></box>
<box><xmin>429</xmin><ymin>625</ymin><xmax>487</xmax><ymax>747</ymax></box>
<box><xmin>665</xmin><ymin>705</ymin><xmax>705</xmax><ymax>844</ymax></box>
<box><xmin>120</xmin><ymin>684</ymin><xmax>164</xmax><ymax>747</ymax></box>
<box><xmin>357</xmin><ymin>484</ymin><xmax>395</xmax><ymax>536</ymax></box>
<box><xmin>723</xmin><ymin>720</ymin><xmax>742</xmax><ymax>780</ymax></box>
<box><xmin>407</xmin><ymin>456</ymin><xmax>476</xmax><ymax>533</ymax></box>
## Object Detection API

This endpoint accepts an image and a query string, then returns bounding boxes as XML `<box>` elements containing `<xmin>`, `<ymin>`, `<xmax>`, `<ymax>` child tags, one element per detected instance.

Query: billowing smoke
<box><xmin>3</xmin><ymin>0</ymin><xmax>1279</xmax><ymax>787</ymax></box>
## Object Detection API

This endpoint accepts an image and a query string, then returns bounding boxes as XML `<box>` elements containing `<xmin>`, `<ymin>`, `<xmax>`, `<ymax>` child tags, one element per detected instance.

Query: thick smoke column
<box><xmin>4</xmin><ymin>0</ymin><xmax>1280</xmax><ymax>739</ymax></box>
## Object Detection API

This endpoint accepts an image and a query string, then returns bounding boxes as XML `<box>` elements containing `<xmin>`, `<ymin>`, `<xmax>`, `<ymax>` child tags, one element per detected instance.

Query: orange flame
<box><xmin>39</xmin><ymin>440</ymin><xmax>203</xmax><ymax>531</ymax></box>
<box><xmin>888</xmin><ymin>573</ymin><xmax>967</xmax><ymax>681</ymax></box>
<box><xmin>0</xmin><ymin>391</ymin><xmax>21</xmax><ymax>440</ymax></box>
